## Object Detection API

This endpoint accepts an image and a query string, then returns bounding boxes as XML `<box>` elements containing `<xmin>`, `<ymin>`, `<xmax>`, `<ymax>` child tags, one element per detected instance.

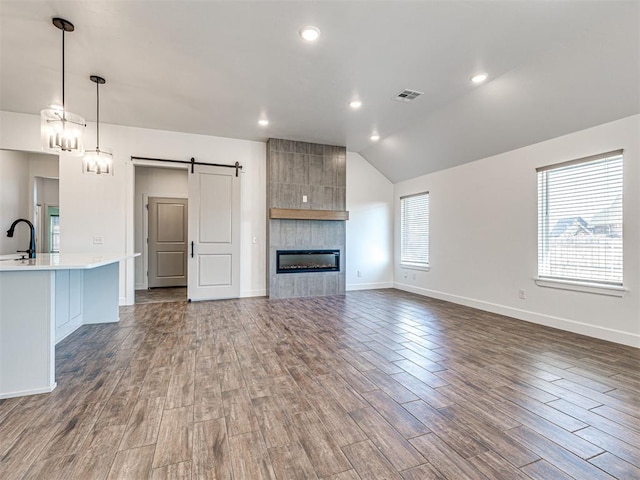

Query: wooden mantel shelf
<box><xmin>270</xmin><ymin>208</ymin><xmax>349</xmax><ymax>221</ymax></box>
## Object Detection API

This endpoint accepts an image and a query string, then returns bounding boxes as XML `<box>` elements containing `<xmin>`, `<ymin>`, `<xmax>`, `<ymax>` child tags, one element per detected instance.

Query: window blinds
<box><xmin>401</xmin><ymin>192</ymin><xmax>429</xmax><ymax>267</ymax></box>
<box><xmin>537</xmin><ymin>150</ymin><xmax>623</xmax><ymax>285</ymax></box>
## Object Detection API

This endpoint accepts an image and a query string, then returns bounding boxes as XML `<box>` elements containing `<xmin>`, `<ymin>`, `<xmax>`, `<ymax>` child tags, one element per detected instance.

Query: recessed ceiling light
<box><xmin>258</xmin><ymin>119</ymin><xmax>269</xmax><ymax>126</ymax></box>
<box><xmin>370</xmin><ymin>134</ymin><xmax>380</xmax><ymax>141</ymax></box>
<box><xmin>471</xmin><ymin>73</ymin><xmax>488</xmax><ymax>84</ymax></box>
<box><xmin>299</xmin><ymin>26</ymin><xmax>321</xmax><ymax>42</ymax></box>
<box><xmin>349</xmin><ymin>100</ymin><xmax>362</xmax><ymax>109</ymax></box>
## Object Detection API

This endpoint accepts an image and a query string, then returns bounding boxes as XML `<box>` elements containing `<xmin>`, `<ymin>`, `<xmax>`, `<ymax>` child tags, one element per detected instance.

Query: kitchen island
<box><xmin>0</xmin><ymin>253</ymin><xmax>138</xmax><ymax>399</ymax></box>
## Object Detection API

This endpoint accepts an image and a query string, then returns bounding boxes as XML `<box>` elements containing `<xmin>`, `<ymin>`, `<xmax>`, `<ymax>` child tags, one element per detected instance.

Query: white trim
<box><xmin>394</xmin><ymin>282</ymin><xmax>639</xmax><ymax>348</ymax></box>
<box><xmin>400</xmin><ymin>264</ymin><xmax>430</xmax><ymax>272</ymax></box>
<box><xmin>534</xmin><ymin>278</ymin><xmax>626</xmax><ymax>297</ymax></box>
<box><xmin>0</xmin><ymin>383</ymin><xmax>57</xmax><ymax>399</ymax></box>
<box><xmin>240</xmin><ymin>288</ymin><xmax>267</xmax><ymax>298</ymax></box>
<box><xmin>117</xmin><ymin>258</ymin><xmax>136</xmax><ymax>308</ymax></box>
<box><xmin>132</xmin><ymin>162</ymin><xmax>189</xmax><ymax>292</ymax></box>
<box><xmin>347</xmin><ymin>282</ymin><xmax>394</xmax><ymax>291</ymax></box>
<box><xmin>97</xmin><ymin>317</ymin><xmax>120</xmax><ymax>324</ymax></box>
<box><xmin>55</xmin><ymin>321</ymin><xmax>82</xmax><ymax>344</ymax></box>
<box><xmin>142</xmin><ymin>192</ymin><xmax>149</xmax><ymax>290</ymax></box>
<box><xmin>43</xmin><ymin>202</ymin><xmax>59</xmax><ymax>253</ymax></box>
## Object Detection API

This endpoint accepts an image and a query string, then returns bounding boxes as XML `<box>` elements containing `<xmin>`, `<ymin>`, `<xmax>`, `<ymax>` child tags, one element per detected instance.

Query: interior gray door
<box><xmin>148</xmin><ymin>197</ymin><xmax>188</xmax><ymax>288</ymax></box>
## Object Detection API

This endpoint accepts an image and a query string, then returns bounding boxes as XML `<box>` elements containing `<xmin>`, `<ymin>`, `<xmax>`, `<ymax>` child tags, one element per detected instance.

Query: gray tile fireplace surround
<box><xmin>267</xmin><ymin>138</ymin><xmax>346</xmax><ymax>298</ymax></box>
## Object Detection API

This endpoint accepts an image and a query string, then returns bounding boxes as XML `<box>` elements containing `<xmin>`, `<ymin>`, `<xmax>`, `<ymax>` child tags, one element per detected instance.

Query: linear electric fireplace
<box><xmin>276</xmin><ymin>249</ymin><xmax>340</xmax><ymax>274</ymax></box>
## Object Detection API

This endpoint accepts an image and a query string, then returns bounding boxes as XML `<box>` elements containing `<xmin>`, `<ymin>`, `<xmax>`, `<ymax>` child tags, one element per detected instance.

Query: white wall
<box><xmin>0</xmin><ymin>111</ymin><xmax>267</xmax><ymax>304</ymax></box>
<box><xmin>33</xmin><ymin>177</ymin><xmax>59</xmax><ymax>253</ymax></box>
<box><xmin>1</xmin><ymin>150</ymin><xmax>58</xmax><ymax>255</ymax></box>
<box><xmin>394</xmin><ymin>115</ymin><xmax>640</xmax><ymax>347</ymax></box>
<box><xmin>1</xmin><ymin>112</ymin><xmax>392</xmax><ymax>303</ymax></box>
<box><xmin>34</xmin><ymin>176</ymin><xmax>59</xmax><ymax>210</ymax></box>
<box><xmin>38</xmin><ymin>178</ymin><xmax>59</xmax><ymax>206</ymax></box>
<box><xmin>28</xmin><ymin>153</ymin><xmax>58</xmax><ymax>182</ymax></box>
<box><xmin>27</xmin><ymin>153</ymin><xmax>59</xmax><ymax>239</ymax></box>
<box><xmin>134</xmin><ymin>166</ymin><xmax>188</xmax><ymax>289</ymax></box>
<box><xmin>346</xmin><ymin>152</ymin><xmax>394</xmax><ymax>290</ymax></box>
<box><xmin>0</xmin><ymin>150</ymin><xmax>30</xmax><ymax>254</ymax></box>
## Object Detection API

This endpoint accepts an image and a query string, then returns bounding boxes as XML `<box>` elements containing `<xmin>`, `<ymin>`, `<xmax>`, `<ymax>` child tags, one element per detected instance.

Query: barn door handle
<box><xmin>191</xmin><ymin>241</ymin><xmax>194</xmax><ymax>258</ymax></box>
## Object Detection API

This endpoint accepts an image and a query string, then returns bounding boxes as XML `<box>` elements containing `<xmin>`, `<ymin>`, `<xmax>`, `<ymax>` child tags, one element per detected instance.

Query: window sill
<box><xmin>400</xmin><ymin>263</ymin><xmax>430</xmax><ymax>272</ymax></box>
<box><xmin>534</xmin><ymin>278</ymin><xmax>626</xmax><ymax>297</ymax></box>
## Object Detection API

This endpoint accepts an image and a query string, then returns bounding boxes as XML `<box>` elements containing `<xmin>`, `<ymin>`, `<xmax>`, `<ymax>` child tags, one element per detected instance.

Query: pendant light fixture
<box><xmin>83</xmin><ymin>75</ymin><xmax>113</xmax><ymax>175</ymax></box>
<box><xmin>40</xmin><ymin>18</ymin><xmax>85</xmax><ymax>156</ymax></box>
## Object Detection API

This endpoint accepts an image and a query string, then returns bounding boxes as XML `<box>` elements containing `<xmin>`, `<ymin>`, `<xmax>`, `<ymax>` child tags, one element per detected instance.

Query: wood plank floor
<box><xmin>1</xmin><ymin>289</ymin><xmax>639</xmax><ymax>479</ymax></box>
<box><xmin>135</xmin><ymin>287</ymin><xmax>187</xmax><ymax>305</ymax></box>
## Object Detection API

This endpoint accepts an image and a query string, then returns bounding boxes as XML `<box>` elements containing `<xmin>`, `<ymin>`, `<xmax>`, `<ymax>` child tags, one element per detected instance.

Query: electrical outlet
<box><xmin>302</xmin><ymin>195</ymin><xmax>308</xmax><ymax>203</ymax></box>
<box><xmin>518</xmin><ymin>289</ymin><xmax>526</xmax><ymax>300</ymax></box>
<box><xmin>252</xmin><ymin>236</ymin><xmax>257</xmax><ymax>244</ymax></box>
<box><xmin>93</xmin><ymin>236</ymin><xmax>104</xmax><ymax>245</ymax></box>
<box><xmin>403</xmin><ymin>272</ymin><xmax>408</xmax><ymax>279</ymax></box>
<box><xmin>357</xmin><ymin>270</ymin><xmax>362</xmax><ymax>278</ymax></box>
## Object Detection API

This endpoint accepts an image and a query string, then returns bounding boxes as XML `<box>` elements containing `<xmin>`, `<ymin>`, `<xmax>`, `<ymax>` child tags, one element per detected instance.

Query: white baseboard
<box><xmin>241</xmin><ymin>288</ymin><xmax>267</xmax><ymax>298</ymax></box>
<box><xmin>55</xmin><ymin>321</ymin><xmax>82</xmax><ymax>345</ymax></box>
<box><xmin>0</xmin><ymin>382</ymin><xmax>57</xmax><ymax>399</ymax></box>
<box><xmin>347</xmin><ymin>282</ymin><xmax>394</xmax><ymax>291</ymax></box>
<box><xmin>394</xmin><ymin>282</ymin><xmax>639</xmax><ymax>348</ymax></box>
<box><xmin>85</xmin><ymin>317</ymin><xmax>119</xmax><ymax>324</ymax></box>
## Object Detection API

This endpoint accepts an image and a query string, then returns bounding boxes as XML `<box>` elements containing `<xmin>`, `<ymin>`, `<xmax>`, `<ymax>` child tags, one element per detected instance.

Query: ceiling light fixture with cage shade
<box><xmin>40</xmin><ymin>18</ymin><xmax>85</xmax><ymax>156</ymax></box>
<box><xmin>84</xmin><ymin>75</ymin><xmax>113</xmax><ymax>175</ymax></box>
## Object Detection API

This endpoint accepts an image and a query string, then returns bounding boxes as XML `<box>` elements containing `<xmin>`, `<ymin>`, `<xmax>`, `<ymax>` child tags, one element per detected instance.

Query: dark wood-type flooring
<box><xmin>1</xmin><ymin>289</ymin><xmax>639</xmax><ymax>479</ymax></box>
<box><xmin>136</xmin><ymin>287</ymin><xmax>187</xmax><ymax>305</ymax></box>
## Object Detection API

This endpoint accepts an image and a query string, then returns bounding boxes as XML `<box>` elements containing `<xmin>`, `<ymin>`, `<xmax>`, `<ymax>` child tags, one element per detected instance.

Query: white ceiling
<box><xmin>1</xmin><ymin>1</ymin><xmax>638</xmax><ymax>182</ymax></box>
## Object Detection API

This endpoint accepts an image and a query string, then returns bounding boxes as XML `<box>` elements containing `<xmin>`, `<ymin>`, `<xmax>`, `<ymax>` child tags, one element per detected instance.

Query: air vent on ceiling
<box><xmin>392</xmin><ymin>89</ymin><xmax>424</xmax><ymax>102</ymax></box>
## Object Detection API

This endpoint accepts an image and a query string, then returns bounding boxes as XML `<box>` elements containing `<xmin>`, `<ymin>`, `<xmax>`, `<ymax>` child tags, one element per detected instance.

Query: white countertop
<box><xmin>0</xmin><ymin>253</ymin><xmax>139</xmax><ymax>271</ymax></box>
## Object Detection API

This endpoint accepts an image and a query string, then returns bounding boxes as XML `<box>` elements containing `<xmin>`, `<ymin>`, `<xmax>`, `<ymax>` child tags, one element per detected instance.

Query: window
<box><xmin>401</xmin><ymin>192</ymin><xmax>429</xmax><ymax>269</ymax></box>
<box><xmin>537</xmin><ymin>150</ymin><xmax>623</xmax><ymax>286</ymax></box>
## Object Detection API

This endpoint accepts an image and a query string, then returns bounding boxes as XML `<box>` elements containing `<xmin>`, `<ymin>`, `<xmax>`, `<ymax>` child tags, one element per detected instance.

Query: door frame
<box><xmin>133</xmin><ymin>160</ymin><xmax>190</xmax><ymax>291</ymax></box>
<box><xmin>44</xmin><ymin>204</ymin><xmax>60</xmax><ymax>253</ymax></box>
<box><xmin>142</xmin><ymin>193</ymin><xmax>188</xmax><ymax>290</ymax></box>
<box><xmin>130</xmin><ymin>159</ymin><xmax>242</xmax><ymax>301</ymax></box>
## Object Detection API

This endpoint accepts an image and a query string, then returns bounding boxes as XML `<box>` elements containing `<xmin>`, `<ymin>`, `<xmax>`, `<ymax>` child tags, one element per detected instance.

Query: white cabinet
<box><xmin>0</xmin><ymin>253</ymin><xmax>135</xmax><ymax>399</ymax></box>
<box><xmin>54</xmin><ymin>270</ymin><xmax>83</xmax><ymax>343</ymax></box>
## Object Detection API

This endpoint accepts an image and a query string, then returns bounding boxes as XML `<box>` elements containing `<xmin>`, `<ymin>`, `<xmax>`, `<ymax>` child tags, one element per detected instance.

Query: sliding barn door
<box><xmin>187</xmin><ymin>165</ymin><xmax>240</xmax><ymax>301</ymax></box>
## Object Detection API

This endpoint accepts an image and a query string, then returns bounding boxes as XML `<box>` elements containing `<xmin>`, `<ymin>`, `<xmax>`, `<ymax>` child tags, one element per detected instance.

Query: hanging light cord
<box><xmin>95</xmin><ymin>79</ymin><xmax>100</xmax><ymax>150</ymax></box>
<box><xmin>61</xmin><ymin>26</ymin><xmax>65</xmax><ymax>120</ymax></box>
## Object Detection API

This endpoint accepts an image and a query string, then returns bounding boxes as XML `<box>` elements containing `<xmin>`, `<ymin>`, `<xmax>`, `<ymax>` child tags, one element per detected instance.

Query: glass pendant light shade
<box><xmin>83</xmin><ymin>148</ymin><xmax>113</xmax><ymax>175</ymax></box>
<box><xmin>41</xmin><ymin>108</ymin><xmax>85</xmax><ymax>155</ymax></box>
<box><xmin>41</xmin><ymin>18</ymin><xmax>85</xmax><ymax>156</ymax></box>
<box><xmin>83</xmin><ymin>75</ymin><xmax>113</xmax><ymax>175</ymax></box>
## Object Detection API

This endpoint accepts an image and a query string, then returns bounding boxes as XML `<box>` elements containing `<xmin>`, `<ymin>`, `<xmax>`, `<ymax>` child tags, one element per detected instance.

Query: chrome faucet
<box><xmin>6</xmin><ymin>219</ymin><xmax>36</xmax><ymax>259</ymax></box>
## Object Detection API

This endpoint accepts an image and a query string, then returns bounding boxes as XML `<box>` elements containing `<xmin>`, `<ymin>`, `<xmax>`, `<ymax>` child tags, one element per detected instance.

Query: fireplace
<box><xmin>276</xmin><ymin>250</ymin><xmax>340</xmax><ymax>274</ymax></box>
<box><xmin>268</xmin><ymin>138</ymin><xmax>346</xmax><ymax>297</ymax></box>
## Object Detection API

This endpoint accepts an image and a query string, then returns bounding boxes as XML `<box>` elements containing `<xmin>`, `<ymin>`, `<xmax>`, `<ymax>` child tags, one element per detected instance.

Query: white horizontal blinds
<box><xmin>537</xmin><ymin>151</ymin><xmax>623</xmax><ymax>285</ymax></box>
<box><xmin>401</xmin><ymin>192</ymin><xmax>429</xmax><ymax>267</ymax></box>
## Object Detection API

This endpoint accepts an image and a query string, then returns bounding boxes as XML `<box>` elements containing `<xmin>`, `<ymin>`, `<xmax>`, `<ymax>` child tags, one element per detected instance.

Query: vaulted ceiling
<box><xmin>1</xmin><ymin>1</ymin><xmax>638</xmax><ymax>182</ymax></box>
